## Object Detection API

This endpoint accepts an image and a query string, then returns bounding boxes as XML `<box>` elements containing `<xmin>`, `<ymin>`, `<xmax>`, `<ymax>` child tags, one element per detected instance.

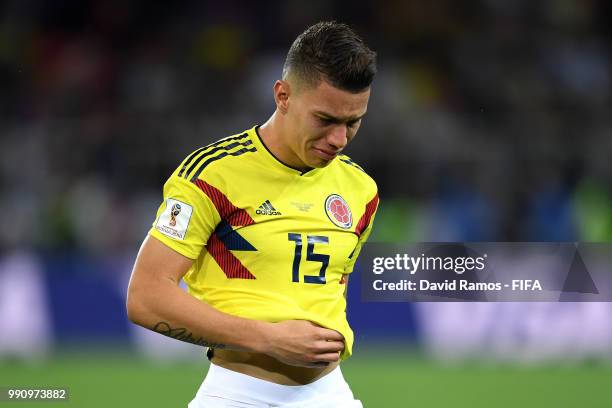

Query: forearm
<box><xmin>127</xmin><ymin>279</ymin><xmax>267</xmax><ymax>352</ymax></box>
<box><xmin>125</xmin><ymin>236</ymin><xmax>344</xmax><ymax>367</ymax></box>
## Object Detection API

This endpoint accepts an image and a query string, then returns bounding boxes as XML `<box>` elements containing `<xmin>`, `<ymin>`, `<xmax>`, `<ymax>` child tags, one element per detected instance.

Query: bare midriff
<box><xmin>211</xmin><ymin>349</ymin><xmax>339</xmax><ymax>385</ymax></box>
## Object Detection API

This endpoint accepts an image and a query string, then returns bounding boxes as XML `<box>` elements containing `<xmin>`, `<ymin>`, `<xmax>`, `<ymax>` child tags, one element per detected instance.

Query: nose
<box><xmin>326</xmin><ymin>124</ymin><xmax>348</xmax><ymax>150</ymax></box>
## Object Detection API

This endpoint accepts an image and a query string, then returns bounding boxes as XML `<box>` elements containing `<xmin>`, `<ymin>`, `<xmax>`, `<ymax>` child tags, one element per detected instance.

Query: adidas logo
<box><xmin>255</xmin><ymin>200</ymin><xmax>282</xmax><ymax>216</ymax></box>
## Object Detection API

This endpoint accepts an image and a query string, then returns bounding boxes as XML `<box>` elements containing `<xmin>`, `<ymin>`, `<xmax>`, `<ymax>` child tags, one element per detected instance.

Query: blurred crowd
<box><xmin>1</xmin><ymin>0</ymin><xmax>612</xmax><ymax>254</ymax></box>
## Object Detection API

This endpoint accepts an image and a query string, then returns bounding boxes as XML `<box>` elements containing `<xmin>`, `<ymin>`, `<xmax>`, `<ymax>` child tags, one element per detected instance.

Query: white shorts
<box><xmin>188</xmin><ymin>363</ymin><xmax>363</xmax><ymax>408</ymax></box>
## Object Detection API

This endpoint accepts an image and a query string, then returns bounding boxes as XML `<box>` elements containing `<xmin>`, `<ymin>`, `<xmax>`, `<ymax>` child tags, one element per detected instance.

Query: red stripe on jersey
<box><xmin>193</xmin><ymin>179</ymin><xmax>254</xmax><ymax>226</ymax></box>
<box><xmin>207</xmin><ymin>234</ymin><xmax>256</xmax><ymax>279</ymax></box>
<box><xmin>355</xmin><ymin>193</ymin><xmax>379</xmax><ymax>237</ymax></box>
<box><xmin>193</xmin><ymin>179</ymin><xmax>256</xmax><ymax>279</ymax></box>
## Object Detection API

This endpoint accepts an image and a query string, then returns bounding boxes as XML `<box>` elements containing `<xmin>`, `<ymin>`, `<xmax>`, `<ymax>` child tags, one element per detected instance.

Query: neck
<box><xmin>259</xmin><ymin>112</ymin><xmax>309</xmax><ymax>171</ymax></box>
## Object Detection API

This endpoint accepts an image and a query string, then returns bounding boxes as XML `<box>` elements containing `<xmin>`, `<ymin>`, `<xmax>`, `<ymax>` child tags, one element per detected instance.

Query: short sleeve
<box><xmin>148</xmin><ymin>174</ymin><xmax>220</xmax><ymax>259</ymax></box>
<box><xmin>345</xmin><ymin>192</ymin><xmax>379</xmax><ymax>274</ymax></box>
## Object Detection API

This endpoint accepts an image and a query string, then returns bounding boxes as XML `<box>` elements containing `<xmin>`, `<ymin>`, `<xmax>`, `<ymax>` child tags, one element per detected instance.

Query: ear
<box><xmin>273</xmin><ymin>80</ymin><xmax>291</xmax><ymax>114</ymax></box>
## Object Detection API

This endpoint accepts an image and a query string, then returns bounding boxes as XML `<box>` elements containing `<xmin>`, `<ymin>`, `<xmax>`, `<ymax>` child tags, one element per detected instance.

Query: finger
<box><xmin>317</xmin><ymin>328</ymin><xmax>345</xmax><ymax>341</ymax></box>
<box><xmin>308</xmin><ymin>361</ymin><xmax>331</xmax><ymax>367</ymax></box>
<box><xmin>311</xmin><ymin>352</ymin><xmax>342</xmax><ymax>363</ymax></box>
<box><xmin>314</xmin><ymin>340</ymin><xmax>345</xmax><ymax>353</ymax></box>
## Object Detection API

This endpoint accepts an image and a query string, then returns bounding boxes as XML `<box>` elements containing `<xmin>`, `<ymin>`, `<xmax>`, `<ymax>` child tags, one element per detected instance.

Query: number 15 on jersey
<box><xmin>288</xmin><ymin>233</ymin><xmax>329</xmax><ymax>284</ymax></box>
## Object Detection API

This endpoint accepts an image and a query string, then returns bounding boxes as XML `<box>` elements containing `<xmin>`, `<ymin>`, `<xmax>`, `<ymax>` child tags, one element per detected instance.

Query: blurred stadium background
<box><xmin>1</xmin><ymin>0</ymin><xmax>612</xmax><ymax>406</ymax></box>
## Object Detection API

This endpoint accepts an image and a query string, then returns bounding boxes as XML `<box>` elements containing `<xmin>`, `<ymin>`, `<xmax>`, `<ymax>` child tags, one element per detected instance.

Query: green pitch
<box><xmin>1</xmin><ymin>347</ymin><xmax>611</xmax><ymax>407</ymax></box>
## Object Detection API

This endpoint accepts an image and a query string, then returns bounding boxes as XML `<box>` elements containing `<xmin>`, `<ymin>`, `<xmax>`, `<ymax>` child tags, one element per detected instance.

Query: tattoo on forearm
<box><xmin>152</xmin><ymin>322</ymin><xmax>226</xmax><ymax>348</ymax></box>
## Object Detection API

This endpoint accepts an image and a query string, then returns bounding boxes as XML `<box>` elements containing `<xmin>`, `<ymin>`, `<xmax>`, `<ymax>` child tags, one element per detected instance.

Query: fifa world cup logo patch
<box><xmin>169</xmin><ymin>203</ymin><xmax>182</xmax><ymax>226</ymax></box>
<box><xmin>325</xmin><ymin>194</ymin><xmax>352</xmax><ymax>229</ymax></box>
<box><xmin>155</xmin><ymin>198</ymin><xmax>192</xmax><ymax>241</ymax></box>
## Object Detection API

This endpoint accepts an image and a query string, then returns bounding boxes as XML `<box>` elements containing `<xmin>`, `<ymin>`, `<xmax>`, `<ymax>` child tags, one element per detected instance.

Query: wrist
<box><xmin>241</xmin><ymin>320</ymin><xmax>274</xmax><ymax>354</ymax></box>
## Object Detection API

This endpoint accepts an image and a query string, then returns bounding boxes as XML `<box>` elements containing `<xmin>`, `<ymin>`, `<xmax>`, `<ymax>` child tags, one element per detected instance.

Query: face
<box><xmin>282</xmin><ymin>79</ymin><xmax>370</xmax><ymax>170</ymax></box>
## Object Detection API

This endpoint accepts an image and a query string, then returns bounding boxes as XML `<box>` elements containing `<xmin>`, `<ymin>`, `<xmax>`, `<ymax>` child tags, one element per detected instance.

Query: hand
<box><xmin>260</xmin><ymin>320</ymin><xmax>345</xmax><ymax>368</ymax></box>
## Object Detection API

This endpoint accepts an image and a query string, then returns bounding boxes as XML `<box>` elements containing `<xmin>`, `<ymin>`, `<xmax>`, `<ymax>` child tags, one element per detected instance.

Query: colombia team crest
<box><xmin>325</xmin><ymin>194</ymin><xmax>352</xmax><ymax>229</ymax></box>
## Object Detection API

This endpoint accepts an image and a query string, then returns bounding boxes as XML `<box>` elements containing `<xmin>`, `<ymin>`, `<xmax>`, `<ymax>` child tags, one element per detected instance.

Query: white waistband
<box><xmin>200</xmin><ymin>362</ymin><xmax>354</xmax><ymax>405</ymax></box>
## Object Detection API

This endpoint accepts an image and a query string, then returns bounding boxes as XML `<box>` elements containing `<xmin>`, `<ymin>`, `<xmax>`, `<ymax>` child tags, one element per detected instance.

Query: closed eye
<box><xmin>314</xmin><ymin>113</ymin><xmax>365</xmax><ymax>128</ymax></box>
<box><xmin>318</xmin><ymin>117</ymin><xmax>336</xmax><ymax>126</ymax></box>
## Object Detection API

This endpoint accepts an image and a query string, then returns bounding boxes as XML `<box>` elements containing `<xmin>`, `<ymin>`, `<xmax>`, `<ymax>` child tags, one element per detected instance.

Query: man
<box><xmin>127</xmin><ymin>21</ymin><xmax>378</xmax><ymax>407</ymax></box>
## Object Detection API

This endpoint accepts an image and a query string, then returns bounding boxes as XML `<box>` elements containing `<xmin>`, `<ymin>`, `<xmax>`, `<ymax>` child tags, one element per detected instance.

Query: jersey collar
<box><xmin>251</xmin><ymin>125</ymin><xmax>324</xmax><ymax>177</ymax></box>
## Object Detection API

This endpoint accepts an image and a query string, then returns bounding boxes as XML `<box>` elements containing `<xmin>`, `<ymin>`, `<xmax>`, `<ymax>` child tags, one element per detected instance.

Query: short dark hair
<box><xmin>283</xmin><ymin>21</ymin><xmax>377</xmax><ymax>93</ymax></box>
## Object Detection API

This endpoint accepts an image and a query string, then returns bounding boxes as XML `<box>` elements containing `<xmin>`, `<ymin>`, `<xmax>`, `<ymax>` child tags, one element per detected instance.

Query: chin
<box><xmin>301</xmin><ymin>149</ymin><xmax>336</xmax><ymax>169</ymax></box>
<box><xmin>306</xmin><ymin>157</ymin><xmax>333</xmax><ymax>169</ymax></box>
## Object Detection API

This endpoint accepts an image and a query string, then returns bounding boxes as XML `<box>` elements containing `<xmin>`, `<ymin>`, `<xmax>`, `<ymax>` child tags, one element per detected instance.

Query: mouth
<box><xmin>312</xmin><ymin>147</ymin><xmax>338</xmax><ymax>161</ymax></box>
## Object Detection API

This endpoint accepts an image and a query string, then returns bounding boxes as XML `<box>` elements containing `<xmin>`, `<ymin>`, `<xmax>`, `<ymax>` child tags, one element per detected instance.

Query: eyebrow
<box><xmin>313</xmin><ymin>111</ymin><xmax>367</xmax><ymax>123</ymax></box>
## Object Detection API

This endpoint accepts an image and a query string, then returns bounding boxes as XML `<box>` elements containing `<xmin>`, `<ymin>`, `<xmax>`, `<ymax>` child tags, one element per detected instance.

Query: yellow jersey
<box><xmin>149</xmin><ymin>125</ymin><xmax>378</xmax><ymax>359</ymax></box>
